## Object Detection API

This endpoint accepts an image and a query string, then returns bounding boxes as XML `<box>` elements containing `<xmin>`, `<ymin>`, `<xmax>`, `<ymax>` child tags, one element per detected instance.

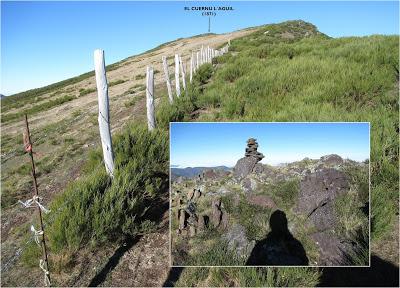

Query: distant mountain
<box><xmin>0</xmin><ymin>94</ymin><xmax>6</xmax><ymax>99</ymax></box>
<box><xmin>171</xmin><ymin>166</ymin><xmax>232</xmax><ymax>179</ymax></box>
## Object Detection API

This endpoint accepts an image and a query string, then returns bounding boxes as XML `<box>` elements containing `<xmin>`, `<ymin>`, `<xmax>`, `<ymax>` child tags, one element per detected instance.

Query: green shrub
<box><xmin>193</xmin><ymin>63</ymin><xmax>213</xmax><ymax>85</ymax></box>
<box><xmin>124</xmin><ymin>94</ymin><xmax>144</xmax><ymax>108</ymax></box>
<box><xmin>79</xmin><ymin>88</ymin><xmax>96</xmax><ymax>96</ymax></box>
<box><xmin>156</xmin><ymin>88</ymin><xmax>198</xmax><ymax>129</ymax></box>
<box><xmin>185</xmin><ymin>238</ymin><xmax>244</xmax><ymax>266</ymax></box>
<box><xmin>334</xmin><ymin>191</ymin><xmax>367</xmax><ymax>239</ymax></box>
<box><xmin>229</xmin><ymin>196</ymin><xmax>272</xmax><ymax>241</ymax></box>
<box><xmin>271</xmin><ymin>179</ymin><xmax>300</xmax><ymax>209</ymax></box>
<box><xmin>109</xmin><ymin>79</ymin><xmax>126</xmax><ymax>87</ymax></box>
<box><xmin>47</xmin><ymin>123</ymin><xmax>169</xmax><ymax>252</ymax></box>
<box><xmin>135</xmin><ymin>74</ymin><xmax>145</xmax><ymax>80</ymax></box>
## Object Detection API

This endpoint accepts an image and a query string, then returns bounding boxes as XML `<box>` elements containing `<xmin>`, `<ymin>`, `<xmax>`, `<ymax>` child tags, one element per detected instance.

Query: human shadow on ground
<box><xmin>319</xmin><ymin>255</ymin><xmax>399</xmax><ymax>287</ymax></box>
<box><xmin>162</xmin><ymin>267</ymin><xmax>185</xmax><ymax>287</ymax></box>
<box><xmin>246</xmin><ymin>209</ymin><xmax>309</xmax><ymax>266</ymax></box>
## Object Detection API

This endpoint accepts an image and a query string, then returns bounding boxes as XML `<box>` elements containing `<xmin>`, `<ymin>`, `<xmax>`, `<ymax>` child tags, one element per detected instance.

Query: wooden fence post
<box><xmin>146</xmin><ymin>66</ymin><xmax>156</xmax><ymax>131</ymax></box>
<box><xmin>162</xmin><ymin>56</ymin><xmax>173</xmax><ymax>104</ymax></box>
<box><xmin>179</xmin><ymin>55</ymin><xmax>186</xmax><ymax>91</ymax></box>
<box><xmin>196</xmin><ymin>51</ymin><xmax>200</xmax><ymax>69</ymax></box>
<box><xmin>23</xmin><ymin>115</ymin><xmax>51</xmax><ymax>286</ymax></box>
<box><xmin>94</xmin><ymin>49</ymin><xmax>114</xmax><ymax>177</ymax></box>
<box><xmin>174</xmin><ymin>54</ymin><xmax>181</xmax><ymax>97</ymax></box>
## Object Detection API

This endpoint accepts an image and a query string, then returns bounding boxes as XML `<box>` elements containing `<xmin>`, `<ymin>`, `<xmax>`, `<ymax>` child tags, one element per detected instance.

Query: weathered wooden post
<box><xmin>94</xmin><ymin>49</ymin><xmax>114</xmax><ymax>177</ymax></box>
<box><xmin>190</xmin><ymin>53</ymin><xmax>193</xmax><ymax>83</ymax></box>
<box><xmin>174</xmin><ymin>54</ymin><xmax>181</xmax><ymax>97</ymax></box>
<box><xmin>146</xmin><ymin>66</ymin><xmax>156</xmax><ymax>131</ymax></box>
<box><xmin>196</xmin><ymin>51</ymin><xmax>200</xmax><ymax>69</ymax></box>
<box><xmin>162</xmin><ymin>56</ymin><xmax>173</xmax><ymax>104</ymax></box>
<box><xmin>179</xmin><ymin>55</ymin><xmax>186</xmax><ymax>91</ymax></box>
<box><xmin>22</xmin><ymin>115</ymin><xmax>51</xmax><ymax>287</ymax></box>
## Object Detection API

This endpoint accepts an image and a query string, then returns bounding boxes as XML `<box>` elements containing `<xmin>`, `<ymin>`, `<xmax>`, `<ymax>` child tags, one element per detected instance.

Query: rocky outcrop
<box><xmin>296</xmin><ymin>168</ymin><xmax>349</xmax><ymax>219</ymax></box>
<box><xmin>211</xmin><ymin>199</ymin><xmax>223</xmax><ymax>228</ymax></box>
<box><xmin>296</xmin><ymin>168</ymin><xmax>352</xmax><ymax>265</ymax></box>
<box><xmin>234</xmin><ymin>138</ymin><xmax>264</xmax><ymax>179</ymax></box>
<box><xmin>234</xmin><ymin>157</ymin><xmax>259</xmax><ymax>179</ymax></box>
<box><xmin>222</xmin><ymin>224</ymin><xmax>255</xmax><ymax>260</ymax></box>
<box><xmin>320</xmin><ymin>154</ymin><xmax>344</xmax><ymax>166</ymax></box>
<box><xmin>253</xmin><ymin>163</ymin><xmax>264</xmax><ymax>174</ymax></box>
<box><xmin>311</xmin><ymin>231</ymin><xmax>353</xmax><ymax>266</ymax></box>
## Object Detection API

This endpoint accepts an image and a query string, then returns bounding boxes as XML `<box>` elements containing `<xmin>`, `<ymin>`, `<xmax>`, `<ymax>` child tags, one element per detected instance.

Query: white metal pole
<box><xmin>179</xmin><ymin>55</ymin><xmax>186</xmax><ymax>91</ymax></box>
<box><xmin>146</xmin><ymin>66</ymin><xmax>156</xmax><ymax>131</ymax></box>
<box><xmin>202</xmin><ymin>46</ymin><xmax>204</xmax><ymax>65</ymax></box>
<box><xmin>174</xmin><ymin>54</ymin><xmax>180</xmax><ymax>97</ymax></box>
<box><xmin>190</xmin><ymin>53</ymin><xmax>193</xmax><ymax>83</ymax></box>
<box><xmin>94</xmin><ymin>49</ymin><xmax>114</xmax><ymax>177</ymax></box>
<box><xmin>162</xmin><ymin>56</ymin><xmax>173</xmax><ymax>104</ymax></box>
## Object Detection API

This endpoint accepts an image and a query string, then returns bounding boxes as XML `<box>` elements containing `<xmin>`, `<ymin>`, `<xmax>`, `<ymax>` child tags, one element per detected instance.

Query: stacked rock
<box><xmin>244</xmin><ymin>138</ymin><xmax>264</xmax><ymax>161</ymax></box>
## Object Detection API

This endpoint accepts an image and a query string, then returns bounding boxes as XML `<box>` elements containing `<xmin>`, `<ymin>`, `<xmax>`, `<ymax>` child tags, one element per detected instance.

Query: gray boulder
<box><xmin>311</xmin><ymin>230</ymin><xmax>353</xmax><ymax>265</ymax></box>
<box><xmin>211</xmin><ymin>199</ymin><xmax>222</xmax><ymax>228</ymax></box>
<box><xmin>198</xmin><ymin>215</ymin><xmax>206</xmax><ymax>232</ymax></box>
<box><xmin>234</xmin><ymin>156</ymin><xmax>259</xmax><ymax>179</ymax></box>
<box><xmin>222</xmin><ymin>224</ymin><xmax>255</xmax><ymax>260</ymax></box>
<box><xmin>253</xmin><ymin>163</ymin><xmax>264</xmax><ymax>174</ymax></box>
<box><xmin>307</xmin><ymin>201</ymin><xmax>338</xmax><ymax>232</ymax></box>
<box><xmin>296</xmin><ymin>168</ymin><xmax>349</xmax><ymax>218</ymax></box>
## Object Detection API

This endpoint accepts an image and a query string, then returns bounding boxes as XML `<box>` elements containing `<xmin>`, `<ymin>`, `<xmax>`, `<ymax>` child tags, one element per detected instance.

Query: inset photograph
<box><xmin>170</xmin><ymin>122</ymin><xmax>370</xmax><ymax>267</ymax></box>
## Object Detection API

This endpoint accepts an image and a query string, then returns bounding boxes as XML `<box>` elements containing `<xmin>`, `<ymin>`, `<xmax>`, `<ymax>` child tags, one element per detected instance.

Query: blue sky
<box><xmin>170</xmin><ymin>123</ymin><xmax>370</xmax><ymax>167</ymax></box>
<box><xmin>1</xmin><ymin>1</ymin><xmax>398</xmax><ymax>95</ymax></box>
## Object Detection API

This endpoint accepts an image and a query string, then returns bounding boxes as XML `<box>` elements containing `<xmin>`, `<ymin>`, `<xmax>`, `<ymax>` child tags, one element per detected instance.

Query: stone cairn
<box><xmin>234</xmin><ymin>138</ymin><xmax>264</xmax><ymax>179</ymax></box>
<box><xmin>245</xmin><ymin>138</ymin><xmax>264</xmax><ymax>160</ymax></box>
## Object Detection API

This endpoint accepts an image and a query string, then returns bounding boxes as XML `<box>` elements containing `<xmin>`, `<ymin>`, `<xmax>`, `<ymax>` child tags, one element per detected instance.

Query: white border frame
<box><xmin>169</xmin><ymin>121</ymin><xmax>371</xmax><ymax>268</ymax></box>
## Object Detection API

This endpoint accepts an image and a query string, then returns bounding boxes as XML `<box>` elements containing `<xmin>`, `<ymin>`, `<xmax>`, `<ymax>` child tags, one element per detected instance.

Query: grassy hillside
<box><xmin>1</xmin><ymin>20</ymin><xmax>398</xmax><ymax>286</ymax></box>
<box><xmin>156</xmin><ymin>21</ymin><xmax>399</xmax><ymax>286</ymax></box>
<box><xmin>161</xmin><ymin>21</ymin><xmax>398</xmax><ymax>240</ymax></box>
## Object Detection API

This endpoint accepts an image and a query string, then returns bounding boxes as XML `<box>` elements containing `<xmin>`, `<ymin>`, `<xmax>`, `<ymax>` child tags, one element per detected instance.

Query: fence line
<box><xmin>2</xmin><ymin>40</ymin><xmax>231</xmax><ymax>283</ymax></box>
